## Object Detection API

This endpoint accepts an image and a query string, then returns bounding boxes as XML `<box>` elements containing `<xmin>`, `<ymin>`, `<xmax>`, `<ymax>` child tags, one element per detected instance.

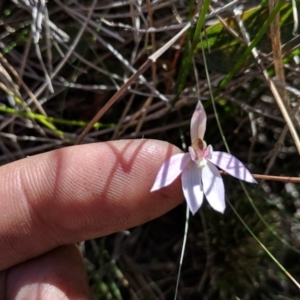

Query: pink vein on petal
<box><xmin>151</xmin><ymin>153</ymin><xmax>190</xmax><ymax>192</ymax></box>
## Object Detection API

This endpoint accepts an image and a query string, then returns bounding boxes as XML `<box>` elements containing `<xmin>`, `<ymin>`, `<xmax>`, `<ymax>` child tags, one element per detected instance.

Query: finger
<box><xmin>0</xmin><ymin>139</ymin><xmax>183</xmax><ymax>270</ymax></box>
<box><xmin>3</xmin><ymin>244</ymin><xmax>91</xmax><ymax>300</ymax></box>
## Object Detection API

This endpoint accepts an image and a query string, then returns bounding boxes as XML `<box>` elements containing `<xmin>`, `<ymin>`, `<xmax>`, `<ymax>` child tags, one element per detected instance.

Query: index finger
<box><xmin>0</xmin><ymin>139</ymin><xmax>183</xmax><ymax>270</ymax></box>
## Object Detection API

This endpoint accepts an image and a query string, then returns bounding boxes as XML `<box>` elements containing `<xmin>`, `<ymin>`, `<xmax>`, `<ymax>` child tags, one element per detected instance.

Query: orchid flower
<box><xmin>151</xmin><ymin>101</ymin><xmax>257</xmax><ymax>215</ymax></box>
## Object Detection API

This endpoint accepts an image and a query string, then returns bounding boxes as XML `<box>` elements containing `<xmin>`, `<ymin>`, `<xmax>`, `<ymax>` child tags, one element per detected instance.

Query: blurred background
<box><xmin>0</xmin><ymin>0</ymin><xmax>300</xmax><ymax>299</ymax></box>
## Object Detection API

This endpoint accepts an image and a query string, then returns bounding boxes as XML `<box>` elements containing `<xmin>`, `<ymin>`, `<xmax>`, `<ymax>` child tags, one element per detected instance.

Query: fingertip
<box><xmin>0</xmin><ymin>139</ymin><xmax>184</xmax><ymax>270</ymax></box>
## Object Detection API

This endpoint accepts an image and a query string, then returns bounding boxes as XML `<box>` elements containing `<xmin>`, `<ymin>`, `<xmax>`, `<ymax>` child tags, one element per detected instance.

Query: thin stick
<box><xmin>174</xmin><ymin>192</ymin><xmax>190</xmax><ymax>300</ymax></box>
<box><xmin>76</xmin><ymin>20</ymin><xmax>193</xmax><ymax>144</ymax></box>
<box><xmin>32</xmin><ymin>0</ymin><xmax>98</xmax><ymax>100</ymax></box>
<box><xmin>220</xmin><ymin>170</ymin><xmax>300</xmax><ymax>183</ymax></box>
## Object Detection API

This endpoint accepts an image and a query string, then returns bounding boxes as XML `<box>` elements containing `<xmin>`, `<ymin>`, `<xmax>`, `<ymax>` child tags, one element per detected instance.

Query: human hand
<box><xmin>0</xmin><ymin>139</ymin><xmax>183</xmax><ymax>299</ymax></box>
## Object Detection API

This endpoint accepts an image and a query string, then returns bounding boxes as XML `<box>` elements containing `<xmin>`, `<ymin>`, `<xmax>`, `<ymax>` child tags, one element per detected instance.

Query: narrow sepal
<box><xmin>202</xmin><ymin>161</ymin><xmax>226</xmax><ymax>213</ymax></box>
<box><xmin>190</xmin><ymin>101</ymin><xmax>207</xmax><ymax>143</ymax></box>
<box><xmin>151</xmin><ymin>153</ymin><xmax>190</xmax><ymax>191</ymax></box>
<box><xmin>182</xmin><ymin>162</ymin><xmax>204</xmax><ymax>215</ymax></box>
<box><xmin>209</xmin><ymin>151</ymin><xmax>257</xmax><ymax>184</ymax></box>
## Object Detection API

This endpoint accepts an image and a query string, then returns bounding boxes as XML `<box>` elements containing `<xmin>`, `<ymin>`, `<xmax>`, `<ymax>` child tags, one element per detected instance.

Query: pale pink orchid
<box><xmin>151</xmin><ymin>101</ymin><xmax>257</xmax><ymax>215</ymax></box>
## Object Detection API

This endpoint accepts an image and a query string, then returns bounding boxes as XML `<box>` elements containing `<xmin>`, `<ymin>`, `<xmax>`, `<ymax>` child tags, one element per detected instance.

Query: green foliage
<box><xmin>1</xmin><ymin>0</ymin><xmax>300</xmax><ymax>298</ymax></box>
<box><xmin>198</xmin><ymin>2</ymin><xmax>297</xmax><ymax>74</ymax></box>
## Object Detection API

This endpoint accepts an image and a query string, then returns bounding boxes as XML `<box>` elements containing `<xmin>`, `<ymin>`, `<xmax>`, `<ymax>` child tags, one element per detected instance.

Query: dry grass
<box><xmin>1</xmin><ymin>0</ymin><xmax>300</xmax><ymax>299</ymax></box>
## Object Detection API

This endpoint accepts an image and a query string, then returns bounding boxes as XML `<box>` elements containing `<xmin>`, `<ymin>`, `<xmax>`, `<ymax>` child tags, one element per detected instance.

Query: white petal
<box><xmin>190</xmin><ymin>101</ymin><xmax>207</xmax><ymax>143</ymax></box>
<box><xmin>209</xmin><ymin>151</ymin><xmax>257</xmax><ymax>183</ymax></box>
<box><xmin>202</xmin><ymin>162</ymin><xmax>225</xmax><ymax>213</ymax></box>
<box><xmin>182</xmin><ymin>162</ymin><xmax>204</xmax><ymax>215</ymax></box>
<box><xmin>151</xmin><ymin>153</ymin><xmax>191</xmax><ymax>191</ymax></box>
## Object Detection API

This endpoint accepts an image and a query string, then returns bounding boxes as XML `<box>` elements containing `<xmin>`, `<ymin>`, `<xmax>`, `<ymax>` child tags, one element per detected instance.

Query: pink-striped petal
<box><xmin>190</xmin><ymin>101</ymin><xmax>207</xmax><ymax>144</ymax></box>
<box><xmin>182</xmin><ymin>162</ymin><xmax>204</xmax><ymax>215</ymax></box>
<box><xmin>202</xmin><ymin>162</ymin><xmax>225</xmax><ymax>213</ymax></box>
<box><xmin>151</xmin><ymin>153</ymin><xmax>191</xmax><ymax>192</ymax></box>
<box><xmin>209</xmin><ymin>151</ymin><xmax>257</xmax><ymax>183</ymax></box>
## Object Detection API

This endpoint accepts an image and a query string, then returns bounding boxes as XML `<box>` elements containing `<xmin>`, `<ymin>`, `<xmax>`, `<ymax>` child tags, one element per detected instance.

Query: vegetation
<box><xmin>0</xmin><ymin>0</ymin><xmax>300</xmax><ymax>298</ymax></box>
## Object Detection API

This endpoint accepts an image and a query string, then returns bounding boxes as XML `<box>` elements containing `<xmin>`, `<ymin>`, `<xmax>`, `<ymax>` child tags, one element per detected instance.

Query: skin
<box><xmin>0</xmin><ymin>139</ymin><xmax>183</xmax><ymax>299</ymax></box>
